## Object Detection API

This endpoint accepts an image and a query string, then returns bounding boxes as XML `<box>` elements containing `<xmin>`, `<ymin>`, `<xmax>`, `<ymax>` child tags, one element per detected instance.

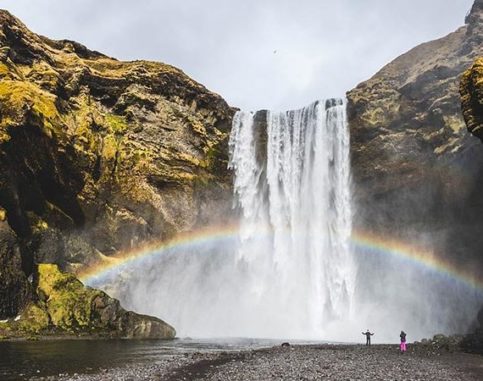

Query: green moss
<box><xmin>18</xmin><ymin>303</ymin><xmax>50</xmax><ymax>334</ymax></box>
<box><xmin>105</xmin><ymin>114</ymin><xmax>128</xmax><ymax>134</ymax></box>
<box><xmin>102</xmin><ymin>135</ymin><xmax>120</xmax><ymax>161</ymax></box>
<box><xmin>187</xmin><ymin>115</ymin><xmax>207</xmax><ymax>136</ymax></box>
<box><xmin>21</xmin><ymin>61</ymin><xmax>60</xmax><ymax>90</ymax></box>
<box><xmin>37</xmin><ymin>264</ymin><xmax>102</xmax><ymax>332</ymax></box>
<box><xmin>0</xmin><ymin>62</ymin><xmax>9</xmax><ymax>76</ymax></box>
<box><xmin>0</xmin><ymin>79</ymin><xmax>59</xmax><ymax>130</ymax></box>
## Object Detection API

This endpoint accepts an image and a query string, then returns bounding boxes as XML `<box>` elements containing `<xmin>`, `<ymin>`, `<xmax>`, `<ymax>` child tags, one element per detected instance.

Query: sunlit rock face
<box><xmin>0</xmin><ymin>8</ymin><xmax>234</xmax><ymax>302</ymax></box>
<box><xmin>0</xmin><ymin>9</ymin><xmax>235</xmax><ymax>325</ymax></box>
<box><xmin>461</xmin><ymin>57</ymin><xmax>483</xmax><ymax>141</ymax></box>
<box><xmin>347</xmin><ymin>0</ymin><xmax>483</xmax><ymax>273</ymax></box>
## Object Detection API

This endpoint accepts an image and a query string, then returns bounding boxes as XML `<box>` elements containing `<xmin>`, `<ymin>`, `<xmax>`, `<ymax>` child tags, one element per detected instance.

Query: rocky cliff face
<box><xmin>0</xmin><ymin>9</ymin><xmax>234</xmax><ymax>322</ymax></box>
<box><xmin>347</xmin><ymin>0</ymin><xmax>483</xmax><ymax>273</ymax></box>
<box><xmin>461</xmin><ymin>57</ymin><xmax>483</xmax><ymax>140</ymax></box>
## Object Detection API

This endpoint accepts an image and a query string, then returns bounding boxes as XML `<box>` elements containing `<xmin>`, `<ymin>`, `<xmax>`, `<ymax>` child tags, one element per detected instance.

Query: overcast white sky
<box><xmin>0</xmin><ymin>0</ymin><xmax>475</xmax><ymax>111</ymax></box>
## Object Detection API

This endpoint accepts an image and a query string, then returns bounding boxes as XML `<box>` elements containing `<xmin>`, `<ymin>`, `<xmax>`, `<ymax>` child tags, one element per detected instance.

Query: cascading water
<box><xmin>93</xmin><ymin>99</ymin><xmax>355</xmax><ymax>339</ymax></box>
<box><xmin>227</xmin><ymin>99</ymin><xmax>354</xmax><ymax>337</ymax></box>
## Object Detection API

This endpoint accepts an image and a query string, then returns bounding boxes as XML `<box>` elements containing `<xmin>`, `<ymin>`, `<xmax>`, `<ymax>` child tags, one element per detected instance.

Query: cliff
<box><xmin>347</xmin><ymin>0</ymin><xmax>483</xmax><ymax>272</ymax></box>
<box><xmin>461</xmin><ymin>57</ymin><xmax>483</xmax><ymax>140</ymax></box>
<box><xmin>0</xmin><ymin>8</ymin><xmax>234</xmax><ymax>332</ymax></box>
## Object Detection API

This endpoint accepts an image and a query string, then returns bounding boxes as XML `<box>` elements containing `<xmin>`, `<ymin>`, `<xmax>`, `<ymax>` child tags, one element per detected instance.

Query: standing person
<box><xmin>362</xmin><ymin>329</ymin><xmax>374</xmax><ymax>346</ymax></box>
<box><xmin>400</xmin><ymin>331</ymin><xmax>407</xmax><ymax>353</ymax></box>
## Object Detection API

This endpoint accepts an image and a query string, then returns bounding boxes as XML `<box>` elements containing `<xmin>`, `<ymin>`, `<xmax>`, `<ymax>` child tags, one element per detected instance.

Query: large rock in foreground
<box><xmin>0</xmin><ymin>264</ymin><xmax>175</xmax><ymax>339</ymax></box>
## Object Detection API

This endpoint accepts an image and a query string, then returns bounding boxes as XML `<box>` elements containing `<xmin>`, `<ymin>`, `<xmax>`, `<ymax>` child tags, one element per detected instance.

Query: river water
<box><xmin>0</xmin><ymin>338</ymin><xmax>286</xmax><ymax>380</ymax></box>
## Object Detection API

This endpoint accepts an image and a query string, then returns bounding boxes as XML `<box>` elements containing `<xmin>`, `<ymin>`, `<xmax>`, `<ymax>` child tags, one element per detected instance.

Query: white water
<box><xmin>227</xmin><ymin>99</ymin><xmax>354</xmax><ymax>338</ymax></box>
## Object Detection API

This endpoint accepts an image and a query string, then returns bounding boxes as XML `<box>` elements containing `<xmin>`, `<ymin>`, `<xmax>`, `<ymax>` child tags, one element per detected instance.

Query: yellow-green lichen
<box><xmin>18</xmin><ymin>303</ymin><xmax>50</xmax><ymax>334</ymax></box>
<box><xmin>0</xmin><ymin>80</ymin><xmax>59</xmax><ymax>130</ymax></box>
<box><xmin>37</xmin><ymin>264</ymin><xmax>101</xmax><ymax>332</ymax></box>
<box><xmin>101</xmin><ymin>134</ymin><xmax>120</xmax><ymax>161</ymax></box>
<box><xmin>104</xmin><ymin>114</ymin><xmax>128</xmax><ymax>134</ymax></box>
<box><xmin>0</xmin><ymin>62</ymin><xmax>9</xmax><ymax>76</ymax></box>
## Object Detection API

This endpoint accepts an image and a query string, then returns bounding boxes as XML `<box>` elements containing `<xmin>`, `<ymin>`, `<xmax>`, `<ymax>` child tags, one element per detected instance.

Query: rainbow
<box><xmin>79</xmin><ymin>224</ymin><xmax>242</xmax><ymax>284</ymax></box>
<box><xmin>79</xmin><ymin>225</ymin><xmax>483</xmax><ymax>293</ymax></box>
<box><xmin>352</xmin><ymin>231</ymin><xmax>483</xmax><ymax>292</ymax></box>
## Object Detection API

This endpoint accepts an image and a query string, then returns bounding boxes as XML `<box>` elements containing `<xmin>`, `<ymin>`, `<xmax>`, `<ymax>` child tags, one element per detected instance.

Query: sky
<box><xmin>0</xmin><ymin>0</ymin><xmax>476</xmax><ymax>111</ymax></box>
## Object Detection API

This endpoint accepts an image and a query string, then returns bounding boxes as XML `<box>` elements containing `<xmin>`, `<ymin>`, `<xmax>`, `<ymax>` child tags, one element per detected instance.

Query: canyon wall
<box><xmin>0</xmin><ymin>9</ymin><xmax>234</xmax><ymax>320</ymax></box>
<box><xmin>347</xmin><ymin>0</ymin><xmax>483</xmax><ymax>278</ymax></box>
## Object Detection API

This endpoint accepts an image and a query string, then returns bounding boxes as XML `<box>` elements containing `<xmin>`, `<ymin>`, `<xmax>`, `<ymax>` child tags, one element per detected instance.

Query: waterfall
<box><xmin>88</xmin><ymin>99</ymin><xmax>483</xmax><ymax>341</ymax></box>
<box><xmin>92</xmin><ymin>99</ymin><xmax>355</xmax><ymax>340</ymax></box>
<box><xmin>227</xmin><ymin>99</ymin><xmax>354</xmax><ymax>337</ymax></box>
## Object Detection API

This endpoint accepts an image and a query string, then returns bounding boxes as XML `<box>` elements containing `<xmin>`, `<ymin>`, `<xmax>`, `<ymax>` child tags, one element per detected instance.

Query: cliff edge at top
<box><xmin>348</xmin><ymin>0</ymin><xmax>482</xmax><ymax>199</ymax></box>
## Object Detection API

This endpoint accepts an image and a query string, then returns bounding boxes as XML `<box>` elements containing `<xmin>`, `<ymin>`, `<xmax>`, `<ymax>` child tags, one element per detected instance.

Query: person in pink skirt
<box><xmin>400</xmin><ymin>331</ymin><xmax>407</xmax><ymax>353</ymax></box>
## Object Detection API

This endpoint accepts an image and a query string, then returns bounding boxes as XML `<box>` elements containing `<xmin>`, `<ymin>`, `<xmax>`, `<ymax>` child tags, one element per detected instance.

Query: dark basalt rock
<box><xmin>0</xmin><ymin>218</ymin><xmax>30</xmax><ymax>319</ymax></box>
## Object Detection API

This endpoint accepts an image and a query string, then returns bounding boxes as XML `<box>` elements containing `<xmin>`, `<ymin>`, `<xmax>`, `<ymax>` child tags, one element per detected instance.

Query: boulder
<box><xmin>0</xmin><ymin>264</ymin><xmax>175</xmax><ymax>339</ymax></box>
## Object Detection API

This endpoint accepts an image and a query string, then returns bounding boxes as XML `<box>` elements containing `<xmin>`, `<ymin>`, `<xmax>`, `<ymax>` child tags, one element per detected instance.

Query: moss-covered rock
<box><xmin>461</xmin><ymin>57</ymin><xmax>483</xmax><ymax>140</ymax></box>
<box><xmin>0</xmin><ymin>264</ymin><xmax>176</xmax><ymax>339</ymax></box>
<box><xmin>37</xmin><ymin>263</ymin><xmax>101</xmax><ymax>330</ymax></box>
<box><xmin>0</xmin><ymin>8</ymin><xmax>235</xmax><ymax>324</ymax></box>
<box><xmin>17</xmin><ymin>303</ymin><xmax>50</xmax><ymax>334</ymax></box>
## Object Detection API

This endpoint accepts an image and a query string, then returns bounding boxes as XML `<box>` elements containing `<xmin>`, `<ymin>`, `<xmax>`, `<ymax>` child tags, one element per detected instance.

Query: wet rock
<box><xmin>1</xmin><ymin>264</ymin><xmax>175</xmax><ymax>338</ymax></box>
<box><xmin>0</xmin><ymin>219</ymin><xmax>30</xmax><ymax>319</ymax></box>
<box><xmin>348</xmin><ymin>0</ymin><xmax>483</xmax><ymax>220</ymax></box>
<box><xmin>347</xmin><ymin>0</ymin><xmax>483</xmax><ymax>299</ymax></box>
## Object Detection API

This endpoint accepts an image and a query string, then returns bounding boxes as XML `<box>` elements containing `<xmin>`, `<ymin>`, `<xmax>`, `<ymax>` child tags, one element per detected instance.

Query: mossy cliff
<box><xmin>0</xmin><ymin>9</ymin><xmax>234</xmax><ymax>323</ymax></box>
<box><xmin>347</xmin><ymin>0</ymin><xmax>483</xmax><ymax>274</ymax></box>
<box><xmin>0</xmin><ymin>264</ymin><xmax>175</xmax><ymax>338</ymax></box>
<box><xmin>461</xmin><ymin>57</ymin><xmax>483</xmax><ymax>140</ymax></box>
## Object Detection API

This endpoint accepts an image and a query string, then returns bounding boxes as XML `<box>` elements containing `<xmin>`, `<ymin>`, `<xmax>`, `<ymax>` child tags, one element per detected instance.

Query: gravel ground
<box><xmin>31</xmin><ymin>345</ymin><xmax>483</xmax><ymax>381</ymax></box>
